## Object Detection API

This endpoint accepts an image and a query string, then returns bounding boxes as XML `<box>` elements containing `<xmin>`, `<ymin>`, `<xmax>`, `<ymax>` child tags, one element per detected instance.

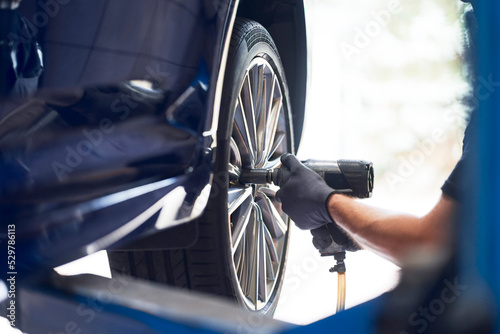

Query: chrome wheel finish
<box><xmin>228</xmin><ymin>57</ymin><xmax>289</xmax><ymax>310</ymax></box>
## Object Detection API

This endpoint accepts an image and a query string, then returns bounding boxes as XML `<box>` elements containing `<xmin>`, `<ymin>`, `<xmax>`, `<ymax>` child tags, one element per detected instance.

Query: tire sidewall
<box><xmin>215</xmin><ymin>20</ymin><xmax>294</xmax><ymax>314</ymax></box>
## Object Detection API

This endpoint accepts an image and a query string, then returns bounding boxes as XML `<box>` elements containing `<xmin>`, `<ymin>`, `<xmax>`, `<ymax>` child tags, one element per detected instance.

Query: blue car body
<box><xmin>0</xmin><ymin>0</ymin><xmax>307</xmax><ymax>276</ymax></box>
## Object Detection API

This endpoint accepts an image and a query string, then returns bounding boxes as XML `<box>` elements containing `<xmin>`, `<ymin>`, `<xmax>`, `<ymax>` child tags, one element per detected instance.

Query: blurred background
<box><xmin>275</xmin><ymin>0</ymin><xmax>469</xmax><ymax>325</ymax></box>
<box><xmin>0</xmin><ymin>0</ymin><xmax>470</xmax><ymax>331</ymax></box>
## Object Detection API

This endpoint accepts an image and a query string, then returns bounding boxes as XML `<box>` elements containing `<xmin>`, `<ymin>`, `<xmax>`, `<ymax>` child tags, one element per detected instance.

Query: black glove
<box><xmin>311</xmin><ymin>223</ymin><xmax>360</xmax><ymax>252</ymax></box>
<box><xmin>276</xmin><ymin>154</ymin><xmax>334</xmax><ymax>230</ymax></box>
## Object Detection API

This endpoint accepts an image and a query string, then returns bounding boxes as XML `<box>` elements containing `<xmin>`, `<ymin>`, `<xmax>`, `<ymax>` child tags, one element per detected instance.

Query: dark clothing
<box><xmin>441</xmin><ymin>124</ymin><xmax>471</xmax><ymax>201</ymax></box>
<box><xmin>441</xmin><ymin>121</ymin><xmax>474</xmax><ymax>202</ymax></box>
<box><xmin>0</xmin><ymin>9</ymin><xmax>43</xmax><ymax>97</ymax></box>
<box><xmin>441</xmin><ymin>6</ymin><xmax>478</xmax><ymax>203</ymax></box>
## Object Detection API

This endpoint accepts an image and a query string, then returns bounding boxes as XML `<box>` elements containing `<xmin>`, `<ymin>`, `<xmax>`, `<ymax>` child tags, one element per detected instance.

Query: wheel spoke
<box><xmin>259</xmin><ymin>191</ymin><xmax>287</xmax><ymax>239</ymax></box>
<box><xmin>255</xmin><ymin>204</ymin><xmax>267</xmax><ymax>304</ymax></box>
<box><xmin>265</xmin><ymin>230</ymin><xmax>277</xmax><ymax>281</ymax></box>
<box><xmin>267</xmin><ymin>131</ymin><xmax>285</xmax><ymax>161</ymax></box>
<box><xmin>241</xmin><ymin>224</ymin><xmax>252</xmax><ymax>297</ymax></box>
<box><xmin>259</xmin><ymin>186</ymin><xmax>277</xmax><ymax>198</ymax></box>
<box><xmin>236</xmin><ymin>232</ymin><xmax>246</xmax><ymax>280</ymax></box>
<box><xmin>230</xmin><ymin>137</ymin><xmax>242</xmax><ymax>167</ymax></box>
<box><xmin>228</xmin><ymin>162</ymin><xmax>240</xmax><ymax>185</ymax></box>
<box><xmin>255</xmin><ymin>71</ymin><xmax>268</xmax><ymax>167</ymax></box>
<box><xmin>246</xmin><ymin>205</ymin><xmax>259</xmax><ymax>307</ymax></box>
<box><xmin>241</xmin><ymin>74</ymin><xmax>258</xmax><ymax>165</ymax></box>
<box><xmin>233</xmin><ymin>97</ymin><xmax>255</xmax><ymax>167</ymax></box>
<box><xmin>253</xmin><ymin>65</ymin><xmax>265</xmax><ymax>120</ymax></box>
<box><xmin>262</xmin><ymin>75</ymin><xmax>275</xmax><ymax>154</ymax></box>
<box><xmin>264</xmin><ymin>77</ymin><xmax>283</xmax><ymax>161</ymax></box>
<box><xmin>232</xmin><ymin>201</ymin><xmax>253</xmax><ymax>253</ymax></box>
<box><xmin>228</xmin><ymin>187</ymin><xmax>253</xmax><ymax>215</ymax></box>
<box><xmin>264</xmin><ymin>224</ymin><xmax>279</xmax><ymax>263</ymax></box>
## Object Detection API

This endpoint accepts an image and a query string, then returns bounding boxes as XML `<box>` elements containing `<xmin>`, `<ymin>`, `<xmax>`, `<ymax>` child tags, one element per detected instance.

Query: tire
<box><xmin>108</xmin><ymin>18</ymin><xmax>294</xmax><ymax>314</ymax></box>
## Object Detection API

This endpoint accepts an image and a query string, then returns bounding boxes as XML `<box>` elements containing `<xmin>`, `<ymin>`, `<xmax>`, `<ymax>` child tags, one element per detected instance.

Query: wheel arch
<box><xmin>235</xmin><ymin>0</ymin><xmax>307</xmax><ymax>152</ymax></box>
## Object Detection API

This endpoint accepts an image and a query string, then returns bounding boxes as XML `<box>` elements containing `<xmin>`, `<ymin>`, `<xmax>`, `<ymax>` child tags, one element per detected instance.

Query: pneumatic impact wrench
<box><xmin>238</xmin><ymin>158</ymin><xmax>374</xmax><ymax>312</ymax></box>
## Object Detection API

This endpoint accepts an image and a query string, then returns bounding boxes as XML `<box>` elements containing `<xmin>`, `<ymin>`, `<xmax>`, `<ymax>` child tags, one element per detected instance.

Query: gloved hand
<box><xmin>276</xmin><ymin>154</ymin><xmax>334</xmax><ymax>230</ymax></box>
<box><xmin>311</xmin><ymin>223</ymin><xmax>360</xmax><ymax>252</ymax></box>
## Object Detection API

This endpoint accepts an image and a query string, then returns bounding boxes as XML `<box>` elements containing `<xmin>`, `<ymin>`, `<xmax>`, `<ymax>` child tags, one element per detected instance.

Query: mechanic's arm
<box><xmin>326</xmin><ymin>193</ymin><xmax>456</xmax><ymax>266</ymax></box>
<box><xmin>277</xmin><ymin>154</ymin><xmax>456</xmax><ymax>267</ymax></box>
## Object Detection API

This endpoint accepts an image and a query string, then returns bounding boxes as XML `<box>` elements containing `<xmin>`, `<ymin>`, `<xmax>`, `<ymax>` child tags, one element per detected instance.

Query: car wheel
<box><xmin>108</xmin><ymin>18</ymin><xmax>293</xmax><ymax>314</ymax></box>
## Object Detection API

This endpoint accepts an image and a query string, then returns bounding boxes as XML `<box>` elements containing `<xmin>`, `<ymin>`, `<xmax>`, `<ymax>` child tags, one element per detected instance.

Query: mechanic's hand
<box><xmin>311</xmin><ymin>223</ymin><xmax>360</xmax><ymax>252</ymax></box>
<box><xmin>276</xmin><ymin>154</ymin><xmax>334</xmax><ymax>230</ymax></box>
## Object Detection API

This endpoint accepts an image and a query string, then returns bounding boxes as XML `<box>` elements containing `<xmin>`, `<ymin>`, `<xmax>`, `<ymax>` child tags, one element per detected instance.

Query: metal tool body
<box><xmin>239</xmin><ymin>159</ymin><xmax>373</xmax><ymax>198</ymax></box>
<box><xmin>239</xmin><ymin>159</ymin><xmax>373</xmax><ymax>257</ymax></box>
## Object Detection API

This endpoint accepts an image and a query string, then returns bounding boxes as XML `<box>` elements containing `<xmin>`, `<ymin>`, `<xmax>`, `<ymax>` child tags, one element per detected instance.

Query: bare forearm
<box><xmin>327</xmin><ymin>194</ymin><xmax>455</xmax><ymax>265</ymax></box>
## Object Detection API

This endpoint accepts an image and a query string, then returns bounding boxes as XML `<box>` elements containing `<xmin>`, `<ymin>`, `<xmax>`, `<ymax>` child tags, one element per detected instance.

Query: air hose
<box><xmin>336</xmin><ymin>272</ymin><xmax>346</xmax><ymax>312</ymax></box>
<box><xmin>330</xmin><ymin>252</ymin><xmax>346</xmax><ymax>313</ymax></box>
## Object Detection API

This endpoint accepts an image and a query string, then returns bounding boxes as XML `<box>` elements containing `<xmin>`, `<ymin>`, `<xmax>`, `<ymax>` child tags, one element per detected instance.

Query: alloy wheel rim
<box><xmin>227</xmin><ymin>57</ymin><xmax>289</xmax><ymax>310</ymax></box>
